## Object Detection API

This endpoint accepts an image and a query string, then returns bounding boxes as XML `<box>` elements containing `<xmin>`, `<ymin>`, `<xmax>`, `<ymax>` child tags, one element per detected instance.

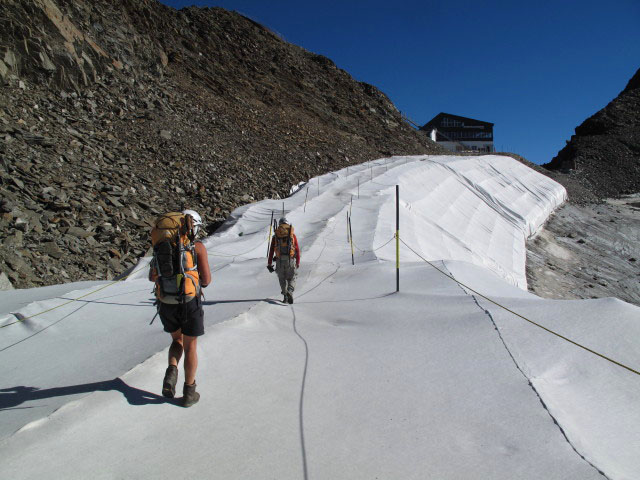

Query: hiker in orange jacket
<box><xmin>267</xmin><ymin>217</ymin><xmax>300</xmax><ymax>304</ymax></box>
<box><xmin>149</xmin><ymin>209</ymin><xmax>211</xmax><ymax>407</ymax></box>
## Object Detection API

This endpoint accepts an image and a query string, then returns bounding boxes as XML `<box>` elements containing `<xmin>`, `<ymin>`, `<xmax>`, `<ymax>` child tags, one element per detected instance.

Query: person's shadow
<box><xmin>202</xmin><ymin>298</ymin><xmax>282</xmax><ymax>306</ymax></box>
<box><xmin>0</xmin><ymin>378</ymin><xmax>180</xmax><ymax>410</ymax></box>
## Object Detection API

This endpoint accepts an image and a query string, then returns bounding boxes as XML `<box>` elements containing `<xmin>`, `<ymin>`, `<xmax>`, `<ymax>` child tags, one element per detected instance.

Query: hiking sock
<box><xmin>162</xmin><ymin>365</ymin><xmax>178</xmax><ymax>398</ymax></box>
<box><xmin>183</xmin><ymin>381</ymin><xmax>200</xmax><ymax>407</ymax></box>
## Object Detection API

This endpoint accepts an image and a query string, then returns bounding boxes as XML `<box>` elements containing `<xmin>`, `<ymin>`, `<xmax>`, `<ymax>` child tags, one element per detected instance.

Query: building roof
<box><xmin>421</xmin><ymin>112</ymin><xmax>494</xmax><ymax>131</ymax></box>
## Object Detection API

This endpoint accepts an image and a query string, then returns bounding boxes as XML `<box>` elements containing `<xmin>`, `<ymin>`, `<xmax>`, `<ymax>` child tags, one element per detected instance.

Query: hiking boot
<box><xmin>162</xmin><ymin>365</ymin><xmax>178</xmax><ymax>398</ymax></box>
<box><xmin>287</xmin><ymin>293</ymin><xmax>294</xmax><ymax>304</ymax></box>
<box><xmin>283</xmin><ymin>294</ymin><xmax>288</xmax><ymax>303</ymax></box>
<box><xmin>183</xmin><ymin>381</ymin><xmax>200</xmax><ymax>407</ymax></box>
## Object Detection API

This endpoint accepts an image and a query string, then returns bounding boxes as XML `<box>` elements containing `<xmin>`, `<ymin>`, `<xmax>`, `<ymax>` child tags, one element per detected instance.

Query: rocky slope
<box><xmin>525</xmin><ymin>67</ymin><xmax>640</xmax><ymax>307</ymax></box>
<box><xmin>526</xmin><ymin>196</ymin><xmax>640</xmax><ymax>307</ymax></box>
<box><xmin>544</xmin><ymin>67</ymin><xmax>640</xmax><ymax>201</ymax></box>
<box><xmin>0</xmin><ymin>0</ymin><xmax>447</xmax><ymax>288</ymax></box>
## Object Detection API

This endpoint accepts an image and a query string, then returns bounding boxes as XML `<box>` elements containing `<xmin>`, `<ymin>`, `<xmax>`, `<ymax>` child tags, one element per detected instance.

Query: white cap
<box><xmin>183</xmin><ymin>209</ymin><xmax>203</xmax><ymax>235</ymax></box>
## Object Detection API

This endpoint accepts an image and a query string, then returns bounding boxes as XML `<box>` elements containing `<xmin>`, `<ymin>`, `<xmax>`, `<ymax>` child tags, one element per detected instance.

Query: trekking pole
<box><xmin>348</xmin><ymin>214</ymin><xmax>355</xmax><ymax>266</ymax></box>
<box><xmin>357</xmin><ymin>178</ymin><xmax>360</xmax><ymax>198</ymax></box>
<box><xmin>282</xmin><ymin>202</ymin><xmax>285</xmax><ymax>217</ymax></box>
<box><xmin>267</xmin><ymin>210</ymin><xmax>274</xmax><ymax>257</ymax></box>
<box><xmin>304</xmin><ymin>187</ymin><xmax>309</xmax><ymax>212</ymax></box>
<box><xmin>317</xmin><ymin>177</ymin><xmax>320</xmax><ymax>197</ymax></box>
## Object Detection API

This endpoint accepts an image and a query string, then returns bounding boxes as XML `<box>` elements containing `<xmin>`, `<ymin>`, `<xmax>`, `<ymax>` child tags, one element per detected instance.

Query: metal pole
<box><xmin>357</xmin><ymin>178</ymin><xmax>360</xmax><ymax>198</ymax></box>
<box><xmin>282</xmin><ymin>202</ymin><xmax>285</xmax><ymax>217</ymax></box>
<box><xmin>304</xmin><ymin>187</ymin><xmax>309</xmax><ymax>212</ymax></box>
<box><xmin>348</xmin><ymin>214</ymin><xmax>355</xmax><ymax>266</ymax></box>
<box><xmin>317</xmin><ymin>177</ymin><xmax>320</xmax><ymax>196</ymax></box>
<box><xmin>347</xmin><ymin>210</ymin><xmax>350</xmax><ymax>243</ymax></box>
<box><xmin>396</xmin><ymin>185</ymin><xmax>399</xmax><ymax>292</ymax></box>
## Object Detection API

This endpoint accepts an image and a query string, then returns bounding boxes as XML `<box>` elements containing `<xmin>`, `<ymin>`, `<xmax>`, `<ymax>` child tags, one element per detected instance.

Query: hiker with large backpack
<box><xmin>267</xmin><ymin>217</ymin><xmax>300</xmax><ymax>304</ymax></box>
<box><xmin>148</xmin><ymin>209</ymin><xmax>211</xmax><ymax>407</ymax></box>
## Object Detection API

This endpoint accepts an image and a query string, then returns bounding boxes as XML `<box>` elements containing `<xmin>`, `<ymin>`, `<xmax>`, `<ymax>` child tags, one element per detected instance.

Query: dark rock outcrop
<box><xmin>544</xmin><ymin>68</ymin><xmax>640</xmax><ymax>201</ymax></box>
<box><xmin>0</xmin><ymin>0</ymin><xmax>447</xmax><ymax>288</ymax></box>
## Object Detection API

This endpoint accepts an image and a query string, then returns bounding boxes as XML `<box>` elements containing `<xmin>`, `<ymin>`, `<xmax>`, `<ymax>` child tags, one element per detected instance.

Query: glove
<box><xmin>267</xmin><ymin>265</ymin><xmax>275</xmax><ymax>273</ymax></box>
<box><xmin>296</xmin><ymin>263</ymin><xmax>300</xmax><ymax>269</ymax></box>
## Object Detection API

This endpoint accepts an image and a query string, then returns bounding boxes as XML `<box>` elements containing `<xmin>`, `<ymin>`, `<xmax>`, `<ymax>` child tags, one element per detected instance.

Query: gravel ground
<box><xmin>526</xmin><ymin>195</ymin><xmax>640</xmax><ymax>307</ymax></box>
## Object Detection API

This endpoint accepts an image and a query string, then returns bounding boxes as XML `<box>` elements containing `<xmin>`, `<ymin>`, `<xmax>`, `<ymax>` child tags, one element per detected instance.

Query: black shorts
<box><xmin>158</xmin><ymin>297</ymin><xmax>204</xmax><ymax>337</ymax></box>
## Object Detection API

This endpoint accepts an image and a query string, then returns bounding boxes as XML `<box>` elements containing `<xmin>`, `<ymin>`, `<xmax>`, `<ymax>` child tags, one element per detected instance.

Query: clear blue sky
<box><xmin>159</xmin><ymin>0</ymin><xmax>640</xmax><ymax>165</ymax></box>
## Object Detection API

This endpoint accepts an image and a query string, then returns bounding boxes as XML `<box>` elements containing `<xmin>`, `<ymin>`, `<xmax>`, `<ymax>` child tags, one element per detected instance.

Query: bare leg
<box><xmin>183</xmin><ymin>335</ymin><xmax>198</xmax><ymax>385</ymax></box>
<box><xmin>169</xmin><ymin>330</ymin><xmax>184</xmax><ymax>367</ymax></box>
<box><xmin>162</xmin><ymin>330</ymin><xmax>183</xmax><ymax>398</ymax></box>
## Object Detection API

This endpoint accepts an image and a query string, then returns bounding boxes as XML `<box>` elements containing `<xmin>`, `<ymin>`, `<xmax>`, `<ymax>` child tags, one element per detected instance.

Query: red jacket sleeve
<box><xmin>294</xmin><ymin>235</ymin><xmax>300</xmax><ymax>266</ymax></box>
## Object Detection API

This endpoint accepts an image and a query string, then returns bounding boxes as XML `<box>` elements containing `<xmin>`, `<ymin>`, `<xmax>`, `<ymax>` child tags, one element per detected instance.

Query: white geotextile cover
<box><xmin>2</xmin><ymin>155</ymin><xmax>639</xmax><ymax>480</ymax></box>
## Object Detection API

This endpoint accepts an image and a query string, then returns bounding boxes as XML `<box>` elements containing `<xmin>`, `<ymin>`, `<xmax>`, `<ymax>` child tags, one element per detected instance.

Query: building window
<box><xmin>441</xmin><ymin>117</ymin><xmax>463</xmax><ymax>127</ymax></box>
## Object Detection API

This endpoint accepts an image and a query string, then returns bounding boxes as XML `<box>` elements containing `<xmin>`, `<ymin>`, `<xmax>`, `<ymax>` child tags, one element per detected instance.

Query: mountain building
<box><xmin>421</xmin><ymin>113</ymin><xmax>494</xmax><ymax>153</ymax></box>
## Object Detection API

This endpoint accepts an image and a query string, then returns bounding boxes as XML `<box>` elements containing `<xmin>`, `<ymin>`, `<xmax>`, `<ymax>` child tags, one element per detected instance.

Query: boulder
<box><xmin>0</xmin><ymin>271</ymin><xmax>13</xmax><ymax>290</ymax></box>
<box><xmin>41</xmin><ymin>241</ymin><xmax>64</xmax><ymax>259</ymax></box>
<box><xmin>65</xmin><ymin>226</ymin><xmax>95</xmax><ymax>238</ymax></box>
<box><xmin>0</xmin><ymin>59</ymin><xmax>8</xmax><ymax>79</ymax></box>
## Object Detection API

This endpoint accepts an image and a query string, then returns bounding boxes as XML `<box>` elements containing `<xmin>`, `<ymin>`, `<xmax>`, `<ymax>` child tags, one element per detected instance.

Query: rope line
<box><xmin>352</xmin><ymin>235</ymin><xmax>396</xmax><ymax>254</ymax></box>
<box><xmin>0</xmin><ymin>303</ymin><xmax>89</xmax><ymax>354</ymax></box>
<box><xmin>207</xmin><ymin>229</ymin><xmax>272</xmax><ymax>258</ymax></box>
<box><xmin>290</xmin><ymin>307</ymin><xmax>310</xmax><ymax>480</ymax></box>
<box><xmin>208</xmin><ymin>243</ymin><xmax>263</xmax><ymax>258</ymax></box>
<box><xmin>0</xmin><ymin>264</ymin><xmax>149</xmax><ymax>329</ymax></box>
<box><xmin>398</xmin><ymin>238</ymin><xmax>640</xmax><ymax>377</ymax></box>
<box><xmin>370</xmin><ymin>180</ymin><xmax>397</xmax><ymax>188</ymax></box>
